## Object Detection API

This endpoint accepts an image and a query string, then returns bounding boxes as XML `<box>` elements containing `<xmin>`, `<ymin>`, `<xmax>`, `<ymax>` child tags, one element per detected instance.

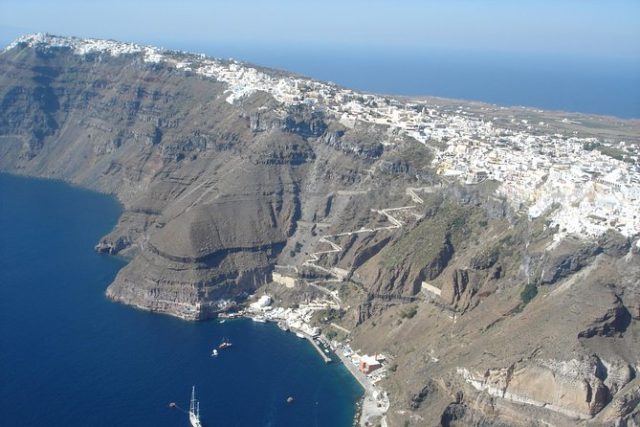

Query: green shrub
<box><xmin>450</xmin><ymin>216</ymin><xmax>466</xmax><ymax>231</ymax></box>
<box><xmin>520</xmin><ymin>283</ymin><xmax>538</xmax><ymax>304</ymax></box>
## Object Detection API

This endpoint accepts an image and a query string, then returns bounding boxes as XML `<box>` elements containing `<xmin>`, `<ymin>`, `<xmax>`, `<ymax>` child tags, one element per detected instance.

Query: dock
<box><xmin>298</xmin><ymin>331</ymin><xmax>332</xmax><ymax>363</ymax></box>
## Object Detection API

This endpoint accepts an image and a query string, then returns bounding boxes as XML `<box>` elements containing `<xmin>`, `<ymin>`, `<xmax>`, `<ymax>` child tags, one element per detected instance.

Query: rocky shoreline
<box><xmin>1</xmin><ymin>34</ymin><xmax>639</xmax><ymax>426</ymax></box>
<box><xmin>219</xmin><ymin>294</ymin><xmax>390</xmax><ymax>426</ymax></box>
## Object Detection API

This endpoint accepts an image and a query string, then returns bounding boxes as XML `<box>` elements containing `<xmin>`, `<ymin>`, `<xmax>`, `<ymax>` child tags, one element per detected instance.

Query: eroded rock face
<box><xmin>625</xmin><ymin>290</ymin><xmax>640</xmax><ymax>321</ymax></box>
<box><xmin>458</xmin><ymin>356</ymin><xmax>636</xmax><ymax>420</ymax></box>
<box><xmin>409</xmin><ymin>381</ymin><xmax>436</xmax><ymax>409</ymax></box>
<box><xmin>107</xmin><ymin>197</ymin><xmax>293</xmax><ymax>318</ymax></box>
<box><xmin>578</xmin><ymin>294</ymin><xmax>632</xmax><ymax>339</ymax></box>
<box><xmin>440</xmin><ymin>403</ymin><xmax>466</xmax><ymax>426</ymax></box>
<box><xmin>540</xmin><ymin>240</ymin><xmax>601</xmax><ymax>285</ymax></box>
<box><xmin>106</xmin><ymin>243</ymin><xmax>279</xmax><ymax>319</ymax></box>
<box><xmin>0</xmin><ymin>42</ymin><xmax>370</xmax><ymax>319</ymax></box>
<box><xmin>3</xmin><ymin>37</ymin><xmax>640</xmax><ymax>427</ymax></box>
<box><xmin>95</xmin><ymin>235</ymin><xmax>131</xmax><ymax>255</ymax></box>
<box><xmin>507</xmin><ymin>359</ymin><xmax>610</xmax><ymax>418</ymax></box>
<box><xmin>440</xmin><ymin>269</ymin><xmax>479</xmax><ymax>311</ymax></box>
<box><xmin>609</xmin><ymin>383</ymin><xmax>640</xmax><ymax>419</ymax></box>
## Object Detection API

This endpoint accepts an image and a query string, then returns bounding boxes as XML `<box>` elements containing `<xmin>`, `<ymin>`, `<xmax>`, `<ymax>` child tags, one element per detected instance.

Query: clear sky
<box><xmin>1</xmin><ymin>0</ymin><xmax>639</xmax><ymax>60</ymax></box>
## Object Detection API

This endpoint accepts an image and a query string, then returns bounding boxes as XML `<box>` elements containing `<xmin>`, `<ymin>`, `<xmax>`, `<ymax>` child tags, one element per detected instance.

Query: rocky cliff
<box><xmin>1</xmin><ymin>34</ymin><xmax>639</xmax><ymax>426</ymax></box>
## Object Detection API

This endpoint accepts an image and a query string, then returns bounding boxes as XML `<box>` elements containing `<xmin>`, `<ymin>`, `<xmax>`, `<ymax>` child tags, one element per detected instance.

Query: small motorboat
<box><xmin>211</xmin><ymin>349</ymin><xmax>219</xmax><ymax>357</ymax></box>
<box><xmin>218</xmin><ymin>338</ymin><xmax>233</xmax><ymax>349</ymax></box>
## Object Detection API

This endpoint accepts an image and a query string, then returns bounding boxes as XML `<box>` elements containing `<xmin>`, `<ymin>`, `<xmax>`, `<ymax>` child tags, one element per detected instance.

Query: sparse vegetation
<box><xmin>381</xmin><ymin>202</ymin><xmax>474</xmax><ymax>269</ymax></box>
<box><xmin>583</xmin><ymin>141</ymin><xmax>634</xmax><ymax>163</ymax></box>
<box><xmin>471</xmin><ymin>246</ymin><xmax>500</xmax><ymax>269</ymax></box>
<box><xmin>290</xmin><ymin>241</ymin><xmax>304</xmax><ymax>257</ymax></box>
<box><xmin>400</xmin><ymin>305</ymin><xmax>418</xmax><ymax>319</ymax></box>
<box><xmin>499</xmin><ymin>234</ymin><xmax>515</xmax><ymax>247</ymax></box>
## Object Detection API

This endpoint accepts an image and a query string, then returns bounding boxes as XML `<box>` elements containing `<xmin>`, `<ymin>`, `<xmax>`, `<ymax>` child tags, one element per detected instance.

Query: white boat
<box><xmin>189</xmin><ymin>386</ymin><xmax>202</xmax><ymax>427</ymax></box>
<box><xmin>296</xmin><ymin>332</ymin><xmax>305</xmax><ymax>339</ymax></box>
<box><xmin>251</xmin><ymin>316</ymin><xmax>266</xmax><ymax>323</ymax></box>
<box><xmin>219</xmin><ymin>338</ymin><xmax>233</xmax><ymax>349</ymax></box>
<box><xmin>211</xmin><ymin>349</ymin><xmax>218</xmax><ymax>357</ymax></box>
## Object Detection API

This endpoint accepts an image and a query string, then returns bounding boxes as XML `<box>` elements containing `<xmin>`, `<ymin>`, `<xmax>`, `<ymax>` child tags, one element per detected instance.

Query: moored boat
<box><xmin>218</xmin><ymin>338</ymin><xmax>233</xmax><ymax>349</ymax></box>
<box><xmin>189</xmin><ymin>386</ymin><xmax>202</xmax><ymax>427</ymax></box>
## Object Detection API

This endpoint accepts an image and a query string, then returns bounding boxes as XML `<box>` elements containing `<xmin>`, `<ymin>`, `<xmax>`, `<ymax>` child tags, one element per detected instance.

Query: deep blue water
<box><xmin>0</xmin><ymin>173</ymin><xmax>362</xmax><ymax>426</ymax></box>
<box><xmin>172</xmin><ymin>43</ymin><xmax>640</xmax><ymax>119</ymax></box>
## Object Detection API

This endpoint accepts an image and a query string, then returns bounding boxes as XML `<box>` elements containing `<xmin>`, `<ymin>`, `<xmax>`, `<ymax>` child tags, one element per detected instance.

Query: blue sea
<box><xmin>0</xmin><ymin>173</ymin><xmax>362</xmax><ymax>427</ymax></box>
<box><xmin>175</xmin><ymin>43</ymin><xmax>640</xmax><ymax>119</ymax></box>
<box><xmin>1</xmin><ymin>29</ymin><xmax>637</xmax><ymax>118</ymax></box>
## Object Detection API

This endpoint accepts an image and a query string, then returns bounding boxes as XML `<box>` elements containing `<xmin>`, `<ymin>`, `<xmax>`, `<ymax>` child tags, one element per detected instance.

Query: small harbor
<box><xmin>301</xmin><ymin>332</ymin><xmax>332</xmax><ymax>364</ymax></box>
<box><xmin>0</xmin><ymin>174</ymin><xmax>362</xmax><ymax>426</ymax></box>
<box><xmin>218</xmin><ymin>290</ymin><xmax>390</xmax><ymax>426</ymax></box>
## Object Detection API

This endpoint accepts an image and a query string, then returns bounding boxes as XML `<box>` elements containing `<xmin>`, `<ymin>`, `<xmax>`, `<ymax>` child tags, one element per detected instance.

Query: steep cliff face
<box><xmin>349</xmin><ymin>228</ymin><xmax>640</xmax><ymax>426</ymax></box>
<box><xmin>2</xmin><ymin>35</ymin><xmax>639</xmax><ymax>426</ymax></box>
<box><xmin>0</xmin><ymin>38</ymin><xmax>367</xmax><ymax>318</ymax></box>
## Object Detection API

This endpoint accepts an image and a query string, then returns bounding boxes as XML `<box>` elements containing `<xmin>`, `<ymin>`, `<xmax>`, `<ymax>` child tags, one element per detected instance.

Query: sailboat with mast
<box><xmin>189</xmin><ymin>385</ymin><xmax>202</xmax><ymax>427</ymax></box>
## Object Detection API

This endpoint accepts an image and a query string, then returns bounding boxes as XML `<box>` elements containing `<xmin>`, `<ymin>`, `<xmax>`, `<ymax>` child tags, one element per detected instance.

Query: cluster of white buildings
<box><xmin>434</xmin><ymin>130</ymin><xmax>639</xmax><ymax>242</ymax></box>
<box><xmin>12</xmin><ymin>34</ymin><xmax>640</xmax><ymax>244</ymax></box>
<box><xmin>181</xmin><ymin>40</ymin><xmax>640</xmax><ymax>244</ymax></box>
<box><xmin>246</xmin><ymin>295</ymin><xmax>339</xmax><ymax>337</ymax></box>
<box><xmin>203</xmin><ymin>58</ymin><xmax>639</xmax><ymax>244</ymax></box>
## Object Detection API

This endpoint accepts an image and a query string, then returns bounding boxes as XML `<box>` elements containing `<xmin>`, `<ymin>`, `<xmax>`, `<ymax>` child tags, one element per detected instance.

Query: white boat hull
<box><xmin>189</xmin><ymin>385</ymin><xmax>202</xmax><ymax>427</ymax></box>
<box><xmin>190</xmin><ymin>411</ymin><xmax>202</xmax><ymax>427</ymax></box>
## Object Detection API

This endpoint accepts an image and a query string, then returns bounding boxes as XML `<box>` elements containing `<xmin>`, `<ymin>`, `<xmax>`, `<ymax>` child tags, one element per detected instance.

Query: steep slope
<box><xmin>1</xmin><ymin>34</ymin><xmax>639</xmax><ymax>426</ymax></box>
<box><xmin>0</xmin><ymin>35</ymin><xmax>355</xmax><ymax>318</ymax></box>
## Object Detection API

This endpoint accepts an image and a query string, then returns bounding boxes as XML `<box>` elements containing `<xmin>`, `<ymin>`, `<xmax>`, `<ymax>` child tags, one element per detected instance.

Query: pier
<box><xmin>299</xmin><ymin>332</ymin><xmax>332</xmax><ymax>363</ymax></box>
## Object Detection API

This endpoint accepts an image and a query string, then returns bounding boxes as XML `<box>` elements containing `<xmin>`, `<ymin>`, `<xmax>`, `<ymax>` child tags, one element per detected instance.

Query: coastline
<box><xmin>332</xmin><ymin>343</ymin><xmax>389</xmax><ymax>427</ymax></box>
<box><xmin>2</xmin><ymin>34</ymin><xmax>640</xmax><ymax>425</ymax></box>
<box><xmin>227</xmin><ymin>308</ymin><xmax>389</xmax><ymax>426</ymax></box>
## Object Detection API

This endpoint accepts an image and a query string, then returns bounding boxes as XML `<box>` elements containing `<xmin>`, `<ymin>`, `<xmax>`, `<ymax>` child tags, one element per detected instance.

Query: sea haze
<box><xmin>0</xmin><ymin>173</ymin><xmax>362</xmax><ymax>427</ymax></box>
<box><xmin>172</xmin><ymin>42</ymin><xmax>640</xmax><ymax>119</ymax></box>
